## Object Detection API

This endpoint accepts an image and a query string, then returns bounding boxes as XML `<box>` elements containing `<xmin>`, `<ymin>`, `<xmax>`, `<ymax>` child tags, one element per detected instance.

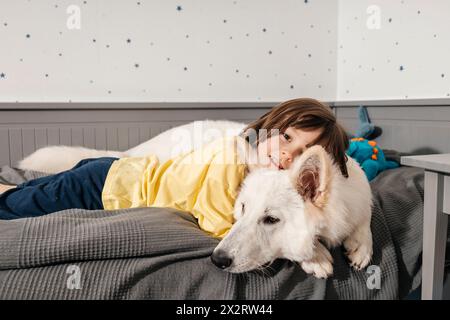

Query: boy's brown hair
<box><xmin>241</xmin><ymin>98</ymin><xmax>349</xmax><ymax>178</ymax></box>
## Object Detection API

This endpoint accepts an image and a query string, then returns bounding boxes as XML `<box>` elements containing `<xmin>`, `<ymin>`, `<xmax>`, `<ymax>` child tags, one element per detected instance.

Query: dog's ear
<box><xmin>289</xmin><ymin>145</ymin><xmax>332</xmax><ymax>208</ymax></box>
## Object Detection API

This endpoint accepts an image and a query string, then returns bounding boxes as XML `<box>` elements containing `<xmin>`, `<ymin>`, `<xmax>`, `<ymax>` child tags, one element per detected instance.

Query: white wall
<box><xmin>0</xmin><ymin>0</ymin><xmax>338</xmax><ymax>102</ymax></box>
<box><xmin>337</xmin><ymin>0</ymin><xmax>450</xmax><ymax>101</ymax></box>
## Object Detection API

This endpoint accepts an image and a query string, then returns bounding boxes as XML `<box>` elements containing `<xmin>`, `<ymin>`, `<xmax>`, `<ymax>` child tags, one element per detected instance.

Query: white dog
<box><xmin>211</xmin><ymin>145</ymin><xmax>373</xmax><ymax>279</ymax></box>
<box><xmin>18</xmin><ymin>120</ymin><xmax>246</xmax><ymax>174</ymax></box>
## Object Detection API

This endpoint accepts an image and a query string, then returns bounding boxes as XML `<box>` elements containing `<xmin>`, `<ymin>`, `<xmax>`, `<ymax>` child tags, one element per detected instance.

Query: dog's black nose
<box><xmin>211</xmin><ymin>250</ymin><xmax>233</xmax><ymax>269</ymax></box>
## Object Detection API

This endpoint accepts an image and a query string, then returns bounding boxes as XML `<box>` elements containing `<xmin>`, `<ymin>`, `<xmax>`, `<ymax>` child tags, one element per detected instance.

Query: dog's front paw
<box><xmin>301</xmin><ymin>259</ymin><xmax>333</xmax><ymax>279</ymax></box>
<box><xmin>344</xmin><ymin>238</ymin><xmax>373</xmax><ymax>271</ymax></box>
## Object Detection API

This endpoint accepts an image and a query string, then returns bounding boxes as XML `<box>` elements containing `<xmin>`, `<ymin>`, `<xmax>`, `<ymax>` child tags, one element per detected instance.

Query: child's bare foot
<box><xmin>0</xmin><ymin>184</ymin><xmax>16</xmax><ymax>194</ymax></box>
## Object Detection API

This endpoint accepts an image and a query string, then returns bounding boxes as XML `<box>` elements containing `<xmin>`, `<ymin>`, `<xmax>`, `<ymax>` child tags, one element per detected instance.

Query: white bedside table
<box><xmin>401</xmin><ymin>154</ymin><xmax>450</xmax><ymax>300</ymax></box>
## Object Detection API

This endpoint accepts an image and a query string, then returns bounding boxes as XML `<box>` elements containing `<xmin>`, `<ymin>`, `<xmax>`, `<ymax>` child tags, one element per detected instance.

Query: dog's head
<box><xmin>211</xmin><ymin>145</ymin><xmax>335</xmax><ymax>273</ymax></box>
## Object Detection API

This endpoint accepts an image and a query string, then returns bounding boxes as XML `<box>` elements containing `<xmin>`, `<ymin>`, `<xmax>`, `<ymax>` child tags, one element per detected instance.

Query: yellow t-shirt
<box><xmin>101</xmin><ymin>137</ymin><xmax>248</xmax><ymax>238</ymax></box>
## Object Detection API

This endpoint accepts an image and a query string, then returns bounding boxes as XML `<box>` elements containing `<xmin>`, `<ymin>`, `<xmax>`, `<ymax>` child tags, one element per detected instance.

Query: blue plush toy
<box><xmin>354</xmin><ymin>106</ymin><xmax>382</xmax><ymax>140</ymax></box>
<box><xmin>345</xmin><ymin>106</ymin><xmax>399</xmax><ymax>181</ymax></box>
<box><xmin>346</xmin><ymin>137</ymin><xmax>399</xmax><ymax>181</ymax></box>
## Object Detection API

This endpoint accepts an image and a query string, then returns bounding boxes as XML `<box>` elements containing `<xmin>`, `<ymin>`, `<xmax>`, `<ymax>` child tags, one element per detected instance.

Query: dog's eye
<box><xmin>263</xmin><ymin>215</ymin><xmax>280</xmax><ymax>225</ymax></box>
<box><xmin>241</xmin><ymin>203</ymin><xmax>245</xmax><ymax>215</ymax></box>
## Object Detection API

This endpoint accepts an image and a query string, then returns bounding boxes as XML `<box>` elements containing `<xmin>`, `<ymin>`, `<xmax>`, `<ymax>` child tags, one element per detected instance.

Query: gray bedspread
<box><xmin>0</xmin><ymin>165</ymin><xmax>426</xmax><ymax>299</ymax></box>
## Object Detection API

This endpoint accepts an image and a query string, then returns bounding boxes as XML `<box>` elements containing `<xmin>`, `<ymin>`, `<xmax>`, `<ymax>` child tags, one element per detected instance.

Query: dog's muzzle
<box><xmin>210</xmin><ymin>249</ymin><xmax>233</xmax><ymax>269</ymax></box>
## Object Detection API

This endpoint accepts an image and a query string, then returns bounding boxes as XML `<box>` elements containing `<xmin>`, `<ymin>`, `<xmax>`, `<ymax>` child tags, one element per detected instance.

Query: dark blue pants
<box><xmin>0</xmin><ymin>157</ymin><xmax>118</xmax><ymax>219</ymax></box>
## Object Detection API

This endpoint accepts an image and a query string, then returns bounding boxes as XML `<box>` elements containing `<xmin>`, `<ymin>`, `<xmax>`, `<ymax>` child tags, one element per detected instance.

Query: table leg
<box><xmin>422</xmin><ymin>171</ymin><xmax>448</xmax><ymax>300</ymax></box>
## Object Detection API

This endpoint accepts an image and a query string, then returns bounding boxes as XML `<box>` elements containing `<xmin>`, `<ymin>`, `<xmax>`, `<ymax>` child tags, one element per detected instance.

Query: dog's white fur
<box><xmin>213</xmin><ymin>145</ymin><xmax>373</xmax><ymax>278</ymax></box>
<box><xmin>18</xmin><ymin>146</ymin><xmax>126</xmax><ymax>174</ymax></box>
<box><xmin>18</xmin><ymin>120</ymin><xmax>373</xmax><ymax>278</ymax></box>
<box><xmin>18</xmin><ymin>120</ymin><xmax>246</xmax><ymax>174</ymax></box>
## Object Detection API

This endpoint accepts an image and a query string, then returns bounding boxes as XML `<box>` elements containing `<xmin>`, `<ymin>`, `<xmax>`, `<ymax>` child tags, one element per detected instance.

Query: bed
<box><xmin>0</xmin><ymin>163</ymin><xmax>431</xmax><ymax>299</ymax></box>
<box><xmin>1</xmin><ymin>100</ymin><xmax>450</xmax><ymax>299</ymax></box>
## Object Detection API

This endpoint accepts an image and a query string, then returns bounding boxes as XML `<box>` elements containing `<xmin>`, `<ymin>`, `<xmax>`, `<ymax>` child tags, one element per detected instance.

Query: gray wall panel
<box><xmin>35</xmin><ymin>128</ymin><xmax>47</xmax><ymax>150</ymax></box>
<box><xmin>3</xmin><ymin>102</ymin><xmax>448</xmax><ymax>168</ymax></box>
<box><xmin>118</xmin><ymin>127</ymin><xmax>129</xmax><ymax>151</ymax></box>
<box><xmin>83</xmin><ymin>127</ymin><xmax>95</xmax><ymax>149</ymax></box>
<box><xmin>8</xmin><ymin>129</ymin><xmax>22</xmax><ymax>166</ymax></box>
<box><xmin>60</xmin><ymin>128</ymin><xmax>71</xmax><ymax>146</ymax></box>
<box><xmin>0</xmin><ymin>106</ymin><xmax>270</xmax><ymax>167</ymax></box>
<box><xmin>47</xmin><ymin>128</ymin><xmax>60</xmax><ymax>146</ymax></box>
<box><xmin>335</xmin><ymin>105</ymin><xmax>450</xmax><ymax>155</ymax></box>
<box><xmin>106</xmin><ymin>127</ymin><xmax>118</xmax><ymax>151</ymax></box>
<box><xmin>95</xmin><ymin>127</ymin><xmax>107</xmax><ymax>150</ymax></box>
<box><xmin>0</xmin><ymin>129</ymin><xmax>9</xmax><ymax>166</ymax></box>
<box><xmin>129</xmin><ymin>127</ymin><xmax>140</xmax><ymax>149</ymax></box>
<box><xmin>139</xmin><ymin>127</ymin><xmax>151</xmax><ymax>144</ymax></box>
<box><xmin>71</xmin><ymin>128</ymin><xmax>83</xmax><ymax>147</ymax></box>
<box><xmin>22</xmin><ymin>128</ymin><xmax>35</xmax><ymax>158</ymax></box>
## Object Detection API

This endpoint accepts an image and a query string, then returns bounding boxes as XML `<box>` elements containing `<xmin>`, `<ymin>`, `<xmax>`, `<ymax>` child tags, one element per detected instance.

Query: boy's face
<box><xmin>256</xmin><ymin>126</ymin><xmax>324</xmax><ymax>170</ymax></box>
